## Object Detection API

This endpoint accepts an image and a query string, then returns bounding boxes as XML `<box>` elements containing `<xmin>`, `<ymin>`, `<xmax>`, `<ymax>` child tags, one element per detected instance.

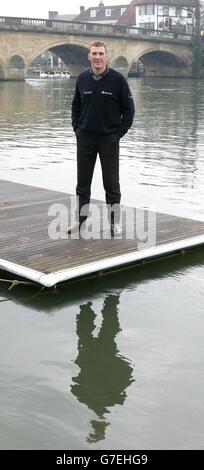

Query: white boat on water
<box><xmin>39</xmin><ymin>71</ymin><xmax>70</xmax><ymax>79</ymax></box>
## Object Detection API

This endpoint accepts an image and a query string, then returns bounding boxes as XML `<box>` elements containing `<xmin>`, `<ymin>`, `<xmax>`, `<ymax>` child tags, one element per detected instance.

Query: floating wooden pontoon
<box><xmin>0</xmin><ymin>180</ymin><xmax>204</xmax><ymax>287</ymax></box>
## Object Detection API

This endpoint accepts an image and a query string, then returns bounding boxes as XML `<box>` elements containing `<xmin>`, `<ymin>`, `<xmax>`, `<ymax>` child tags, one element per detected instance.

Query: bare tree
<box><xmin>183</xmin><ymin>1</ymin><xmax>203</xmax><ymax>77</ymax></box>
<box><xmin>192</xmin><ymin>0</ymin><xmax>202</xmax><ymax>77</ymax></box>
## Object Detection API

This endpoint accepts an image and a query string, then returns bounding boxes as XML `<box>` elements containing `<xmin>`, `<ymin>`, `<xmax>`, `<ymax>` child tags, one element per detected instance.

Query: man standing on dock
<box><xmin>68</xmin><ymin>40</ymin><xmax>135</xmax><ymax>237</ymax></box>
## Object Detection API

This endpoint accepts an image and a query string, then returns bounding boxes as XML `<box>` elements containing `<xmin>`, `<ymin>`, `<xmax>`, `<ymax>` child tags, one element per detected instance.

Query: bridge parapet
<box><xmin>0</xmin><ymin>16</ymin><xmax>193</xmax><ymax>45</ymax></box>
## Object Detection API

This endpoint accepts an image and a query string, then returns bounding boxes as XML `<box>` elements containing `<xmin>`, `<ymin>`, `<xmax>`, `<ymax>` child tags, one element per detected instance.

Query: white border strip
<box><xmin>40</xmin><ymin>234</ymin><xmax>204</xmax><ymax>287</ymax></box>
<box><xmin>0</xmin><ymin>258</ymin><xmax>45</xmax><ymax>284</ymax></box>
<box><xmin>1</xmin><ymin>234</ymin><xmax>204</xmax><ymax>288</ymax></box>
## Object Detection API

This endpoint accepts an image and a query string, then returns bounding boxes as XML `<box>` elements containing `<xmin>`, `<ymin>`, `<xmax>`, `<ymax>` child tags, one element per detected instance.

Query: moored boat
<box><xmin>39</xmin><ymin>70</ymin><xmax>70</xmax><ymax>79</ymax></box>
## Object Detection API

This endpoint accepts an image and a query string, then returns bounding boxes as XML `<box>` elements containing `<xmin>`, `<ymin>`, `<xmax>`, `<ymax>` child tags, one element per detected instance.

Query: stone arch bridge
<box><xmin>0</xmin><ymin>16</ymin><xmax>194</xmax><ymax>80</ymax></box>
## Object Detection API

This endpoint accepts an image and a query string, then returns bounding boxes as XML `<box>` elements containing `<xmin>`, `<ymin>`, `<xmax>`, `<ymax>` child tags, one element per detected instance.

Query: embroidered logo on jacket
<box><xmin>101</xmin><ymin>91</ymin><xmax>112</xmax><ymax>95</ymax></box>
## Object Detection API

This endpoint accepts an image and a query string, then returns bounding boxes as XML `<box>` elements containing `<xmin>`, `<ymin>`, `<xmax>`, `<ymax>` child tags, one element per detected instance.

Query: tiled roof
<box><xmin>52</xmin><ymin>14</ymin><xmax>78</xmax><ymax>21</ymax></box>
<box><xmin>74</xmin><ymin>4</ymin><xmax>128</xmax><ymax>22</ymax></box>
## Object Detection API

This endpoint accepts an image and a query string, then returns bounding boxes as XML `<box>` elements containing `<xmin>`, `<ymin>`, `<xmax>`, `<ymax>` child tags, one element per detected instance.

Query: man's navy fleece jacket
<box><xmin>71</xmin><ymin>68</ymin><xmax>135</xmax><ymax>138</ymax></box>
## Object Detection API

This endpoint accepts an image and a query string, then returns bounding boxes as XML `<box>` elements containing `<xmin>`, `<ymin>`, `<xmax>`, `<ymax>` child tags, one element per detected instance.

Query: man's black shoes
<box><xmin>67</xmin><ymin>221</ymin><xmax>82</xmax><ymax>234</ymax></box>
<box><xmin>67</xmin><ymin>220</ymin><xmax>122</xmax><ymax>237</ymax></box>
<box><xmin>111</xmin><ymin>223</ymin><xmax>122</xmax><ymax>238</ymax></box>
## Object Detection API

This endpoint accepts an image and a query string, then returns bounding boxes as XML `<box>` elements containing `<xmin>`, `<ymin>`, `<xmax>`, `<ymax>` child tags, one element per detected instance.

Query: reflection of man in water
<box><xmin>71</xmin><ymin>294</ymin><xmax>134</xmax><ymax>443</ymax></box>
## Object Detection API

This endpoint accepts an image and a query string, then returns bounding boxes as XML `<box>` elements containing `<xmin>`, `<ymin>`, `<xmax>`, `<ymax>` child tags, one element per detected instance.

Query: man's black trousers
<box><xmin>76</xmin><ymin>131</ymin><xmax>121</xmax><ymax>223</ymax></box>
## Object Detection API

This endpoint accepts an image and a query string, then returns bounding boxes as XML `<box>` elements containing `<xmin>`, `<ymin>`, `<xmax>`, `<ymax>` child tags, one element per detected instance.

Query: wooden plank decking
<box><xmin>1</xmin><ymin>179</ymin><xmax>204</xmax><ymax>287</ymax></box>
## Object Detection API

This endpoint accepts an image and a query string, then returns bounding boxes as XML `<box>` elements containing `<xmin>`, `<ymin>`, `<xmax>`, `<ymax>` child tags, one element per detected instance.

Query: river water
<box><xmin>0</xmin><ymin>77</ymin><xmax>204</xmax><ymax>450</ymax></box>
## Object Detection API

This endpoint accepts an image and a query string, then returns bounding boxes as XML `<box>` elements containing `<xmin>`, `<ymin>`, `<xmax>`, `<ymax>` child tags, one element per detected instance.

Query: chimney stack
<box><xmin>99</xmin><ymin>1</ymin><xmax>104</xmax><ymax>6</ymax></box>
<box><xmin>80</xmin><ymin>6</ymin><xmax>85</xmax><ymax>13</ymax></box>
<box><xmin>48</xmin><ymin>11</ymin><xmax>58</xmax><ymax>19</ymax></box>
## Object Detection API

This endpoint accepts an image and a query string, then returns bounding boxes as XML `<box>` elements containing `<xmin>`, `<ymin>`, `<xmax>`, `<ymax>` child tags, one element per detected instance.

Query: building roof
<box><xmin>48</xmin><ymin>11</ymin><xmax>78</xmax><ymax>21</ymax></box>
<box><xmin>56</xmin><ymin>14</ymin><xmax>77</xmax><ymax>21</ymax></box>
<box><xmin>74</xmin><ymin>4</ymin><xmax>128</xmax><ymax>23</ymax></box>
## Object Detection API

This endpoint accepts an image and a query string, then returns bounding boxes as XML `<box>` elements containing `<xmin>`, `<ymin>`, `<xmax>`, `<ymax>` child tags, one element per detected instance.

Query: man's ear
<box><xmin>88</xmin><ymin>53</ymin><xmax>91</xmax><ymax>62</ymax></box>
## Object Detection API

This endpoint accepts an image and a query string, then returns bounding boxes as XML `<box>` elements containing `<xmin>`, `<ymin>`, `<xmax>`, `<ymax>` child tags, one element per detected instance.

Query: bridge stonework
<box><xmin>0</xmin><ymin>30</ymin><xmax>193</xmax><ymax>80</ymax></box>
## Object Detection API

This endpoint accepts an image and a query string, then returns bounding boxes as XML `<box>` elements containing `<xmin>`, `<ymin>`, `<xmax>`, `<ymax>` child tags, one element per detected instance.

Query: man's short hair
<box><xmin>89</xmin><ymin>41</ymin><xmax>107</xmax><ymax>53</ymax></box>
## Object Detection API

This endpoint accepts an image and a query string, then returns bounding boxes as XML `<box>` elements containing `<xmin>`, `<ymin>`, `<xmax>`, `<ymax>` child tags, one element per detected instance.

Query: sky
<box><xmin>0</xmin><ymin>0</ymin><xmax>130</xmax><ymax>19</ymax></box>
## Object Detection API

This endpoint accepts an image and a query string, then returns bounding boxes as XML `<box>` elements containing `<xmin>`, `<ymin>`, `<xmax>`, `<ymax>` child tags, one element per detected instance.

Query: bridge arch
<box><xmin>50</xmin><ymin>43</ymin><xmax>89</xmax><ymax>76</ymax></box>
<box><xmin>7</xmin><ymin>55</ymin><xmax>25</xmax><ymax>80</ymax></box>
<box><xmin>112</xmin><ymin>56</ymin><xmax>128</xmax><ymax>68</ymax></box>
<box><xmin>0</xmin><ymin>59</ymin><xmax>5</xmax><ymax>79</ymax></box>
<box><xmin>129</xmin><ymin>47</ymin><xmax>191</xmax><ymax>77</ymax></box>
<box><xmin>8</xmin><ymin>55</ymin><xmax>25</xmax><ymax>69</ymax></box>
<box><xmin>27</xmin><ymin>40</ymin><xmax>90</xmax><ymax>77</ymax></box>
<box><xmin>111</xmin><ymin>55</ymin><xmax>129</xmax><ymax>76</ymax></box>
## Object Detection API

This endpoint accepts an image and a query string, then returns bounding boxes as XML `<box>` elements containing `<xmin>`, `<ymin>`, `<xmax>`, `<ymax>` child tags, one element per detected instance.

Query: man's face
<box><xmin>88</xmin><ymin>46</ymin><xmax>108</xmax><ymax>74</ymax></box>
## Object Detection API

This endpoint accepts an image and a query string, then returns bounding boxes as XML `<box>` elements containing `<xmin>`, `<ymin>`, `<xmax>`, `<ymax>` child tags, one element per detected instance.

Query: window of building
<box><xmin>139</xmin><ymin>22</ymin><xmax>154</xmax><ymax>29</ymax></box>
<box><xmin>146</xmin><ymin>5</ymin><xmax>154</xmax><ymax>15</ymax></box>
<box><xmin>164</xmin><ymin>17</ymin><xmax>172</xmax><ymax>28</ymax></box>
<box><xmin>121</xmin><ymin>7</ymin><xmax>126</xmax><ymax>15</ymax></box>
<box><xmin>175</xmin><ymin>7</ymin><xmax>181</xmax><ymax>16</ymax></box>
<box><xmin>90</xmin><ymin>10</ymin><xmax>96</xmax><ymax>17</ymax></box>
<box><xmin>139</xmin><ymin>5</ymin><xmax>146</xmax><ymax>15</ymax></box>
<box><xmin>105</xmin><ymin>9</ymin><xmax>111</xmax><ymax>16</ymax></box>
<box><xmin>186</xmin><ymin>24</ymin><xmax>193</xmax><ymax>33</ymax></box>
<box><xmin>139</xmin><ymin>4</ymin><xmax>154</xmax><ymax>15</ymax></box>
<box><xmin>163</xmin><ymin>7</ymin><xmax>169</xmax><ymax>15</ymax></box>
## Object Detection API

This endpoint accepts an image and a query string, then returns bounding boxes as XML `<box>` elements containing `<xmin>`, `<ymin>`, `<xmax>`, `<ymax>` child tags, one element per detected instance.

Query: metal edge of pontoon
<box><xmin>0</xmin><ymin>258</ymin><xmax>45</xmax><ymax>285</ymax></box>
<box><xmin>1</xmin><ymin>234</ymin><xmax>204</xmax><ymax>288</ymax></box>
<box><xmin>39</xmin><ymin>234</ymin><xmax>204</xmax><ymax>287</ymax></box>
